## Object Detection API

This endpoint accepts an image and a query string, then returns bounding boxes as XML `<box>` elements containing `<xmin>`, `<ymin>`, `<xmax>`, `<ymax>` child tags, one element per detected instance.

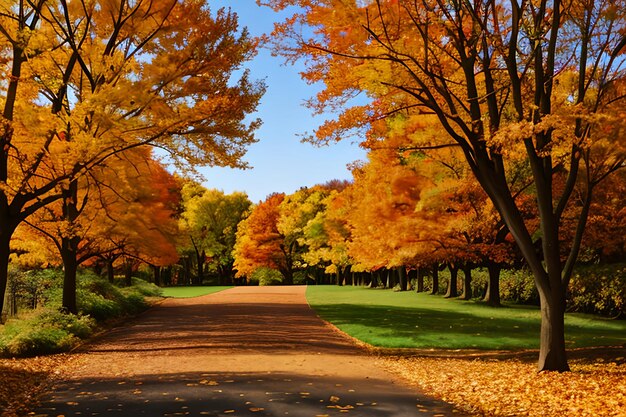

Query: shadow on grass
<box><xmin>313</xmin><ymin>303</ymin><xmax>626</xmax><ymax>350</ymax></box>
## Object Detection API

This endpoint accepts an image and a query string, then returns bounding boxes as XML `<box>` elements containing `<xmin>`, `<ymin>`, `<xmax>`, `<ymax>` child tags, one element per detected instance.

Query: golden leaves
<box><xmin>382</xmin><ymin>355</ymin><xmax>626</xmax><ymax>416</ymax></box>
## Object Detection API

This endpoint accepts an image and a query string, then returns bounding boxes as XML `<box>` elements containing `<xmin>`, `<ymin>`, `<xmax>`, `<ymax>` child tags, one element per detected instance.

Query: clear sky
<box><xmin>200</xmin><ymin>1</ymin><xmax>367</xmax><ymax>203</ymax></box>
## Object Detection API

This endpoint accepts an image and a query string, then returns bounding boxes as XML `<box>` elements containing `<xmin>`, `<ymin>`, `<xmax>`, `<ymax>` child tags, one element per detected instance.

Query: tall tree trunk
<box><xmin>416</xmin><ymin>267</ymin><xmax>424</xmax><ymax>292</ymax></box>
<box><xmin>106</xmin><ymin>260</ymin><xmax>115</xmax><ymax>283</ymax></box>
<box><xmin>124</xmin><ymin>260</ymin><xmax>133</xmax><ymax>286</ymax></box>
<box><xmin>61</xmin><ymin>180</ymin><xmax>80</xmax><ymax>314</ymax></box>
<box><xmin>0</xmin><ymin>235</ymin><xmax>11</xmax><ymax>317</ymax></box>
<box><xmin>444</xmin><ymin>265</ymin><xmax>459</xmax><ymax>298</ymax></box>
<box><xmin>151</xmin><ymin>264</ymin><xmax>161</xmax><ymax>286</ymax></box>
<box><xmin>430</xmin><ymin>265</ymin><xmax>439</xmax><ymax>295</ymax></box>
<box><xmin>484</xmin><ymin>263</ymin><xmax>502</xmax><ymax>307</ymax></box>
<box><xmin>369</xmin><ymin>271</ymin><xmax>378</xmax><ymax>288</ymax></box>
<box><xmin>460</xmin><ymin>266</ymin><xmax>472</xmax><ymax>300</ymax></box>
<box><xmin>398</xmin><ymin>267</ymin><xmax>407</xmax><ymax>291</ymax></box>
<box><xmin>538</xmin><ymin>288</ymin><xmax>569</xmax><ymax>371</ymax></box>
<box><xmin>60</xmin><ymin>240</ymin><xmax>79</xmax><ymax>314</ymax></box>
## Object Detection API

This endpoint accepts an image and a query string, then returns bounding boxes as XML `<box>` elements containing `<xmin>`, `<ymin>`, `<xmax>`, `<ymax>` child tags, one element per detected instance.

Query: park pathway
<box><xmin>30</xmin><ymin>286</ymin><xmax>466</xmax><ymax>417</ymax></box>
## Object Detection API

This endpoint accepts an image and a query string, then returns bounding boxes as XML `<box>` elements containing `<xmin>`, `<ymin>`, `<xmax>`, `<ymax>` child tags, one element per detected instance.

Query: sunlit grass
<box><xmin>306</xmin><ymin>286</ymin><xmax>626</xmax><ymax>350</ymax></box>
<box><xmin>160</xmin><ymin>286</ymin><xmax>232</xmax><ymax>298</ymax></box>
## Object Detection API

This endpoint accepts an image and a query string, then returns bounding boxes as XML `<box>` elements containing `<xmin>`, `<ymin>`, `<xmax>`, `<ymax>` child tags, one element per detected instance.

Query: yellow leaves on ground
<box><xmin>0</xmin><ymin>355</ymin><xmax>68</xmax><ymax>417</ymax></box>
<box><xmin>381</xmin><ymin>355</ymin><xmax>626</xmax><ymax>416</ymax></box>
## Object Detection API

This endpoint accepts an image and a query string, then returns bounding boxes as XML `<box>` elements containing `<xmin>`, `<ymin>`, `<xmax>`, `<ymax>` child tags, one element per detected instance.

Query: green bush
<box><xmin>35</xmin><ymin>310</ymin><xmax>96</xmax><ymax>339</ymax></box>
<box><xmin>0</xmin><ymin>310</ymin><xmax>95</xmax><ymax>356</ymax></box>
<box><xmin>5</xmin><ymin>327</ymin><xmax>79</xmax><ymax>356</ymax></box>
<box><xmin>250</xmin><ymin>267</ymin><xmax>283</xmax><ymax>286</ymax></box>
<box><xmin>0</xmin><ymin>269</ymin><xmax>160</xmax><ymax>357</ymax></box>
<box><xmin>499</xmin><ymin>268</ymin><xmax>538</xmax><ymax>305</ymax></box>
<box><xmin>128</xmin><ymin>277</ymin><xmax>162</xmax><ymax>297</ymax></box>
<box><xmin>568</xmin><ymin>263</ymin><xmax>626</xmax><ymax>317</ymax></box>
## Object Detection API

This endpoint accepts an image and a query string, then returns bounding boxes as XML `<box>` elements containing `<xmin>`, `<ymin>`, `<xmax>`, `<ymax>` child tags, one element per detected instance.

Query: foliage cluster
<box><xmin>262</xmin><ymin>0</ymin><xmax>626</xmax><ymax>371</ymax></box>
<box><xmin>568</xmin><ymin>264</ymin><xmax>626</xmax><ymax>318</ymax></box>
<box><xmin>0</xmin><ymin>269</ymin><xmax>161</xmax><ymax>357</ymax></box>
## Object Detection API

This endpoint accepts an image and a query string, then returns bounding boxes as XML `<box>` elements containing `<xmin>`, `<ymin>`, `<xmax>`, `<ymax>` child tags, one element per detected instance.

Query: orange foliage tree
<box><xmin>233</xmin><ymin>193</ymin><xmax>297</xmax><ymax>284</ymax></box>
<box><xmin>16</xmin><ymin>149</ymin><xmax>180</xmax><ymax>311</ymax></box>
<box><xmin>0</xmin><ymin>0</ymin><xmax>265</xmax><ymax>314</ymax></box>
<box><xmin>263</xmin><ymin>0</ymin><xmax>626</xmax><ymax>371</ymax></box>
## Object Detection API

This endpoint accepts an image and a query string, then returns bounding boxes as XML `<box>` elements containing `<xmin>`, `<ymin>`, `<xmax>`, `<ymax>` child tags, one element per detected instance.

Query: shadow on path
<box><xmin>28</xmin><ymin>287</ymin><xmax>468</xmax><ymax>416</ymax></box>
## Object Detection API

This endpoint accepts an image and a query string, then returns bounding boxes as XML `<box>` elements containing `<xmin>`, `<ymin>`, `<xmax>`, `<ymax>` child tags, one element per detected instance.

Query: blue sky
<box><xmin>200</xmin><ymin>1</ymin><xmax>367</xmax><ymax>203</ymax></box>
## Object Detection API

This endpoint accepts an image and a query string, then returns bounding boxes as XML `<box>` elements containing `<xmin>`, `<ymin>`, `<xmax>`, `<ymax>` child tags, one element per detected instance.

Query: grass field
<box><xmin>306</xmin><ymin>286</ymin><xmax>626</xmax><ymax>350</ymax></box>
<box><xmin>160</xmin><ymin>286</ymin><xmax>232</xmax><ymax>298</ymax></box>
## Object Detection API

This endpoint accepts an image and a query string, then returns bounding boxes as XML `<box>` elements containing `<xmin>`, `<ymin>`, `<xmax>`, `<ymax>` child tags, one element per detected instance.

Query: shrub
<box><xmin>568</xmin><ymin>263</ymin><xmax>626</xmax><ymax>317</ymax></box>
<box><xmin>250</xmin><ymin>267</ymin><xmax>283</xmax><ymax>286</ymax></box>
<box><xmin>4</xmin><ymin>327</ymin><xmax>79</xmax><ymax>356</ymax></box>
<box><xmin>35</xmin><ymin>311</ymin><xmax>96</xmax><ymax>339</ymax></box>
<box><xmin>499</xmin><ymin>268</ymin><xmax>538</xmax><ymax>305</ymax></box>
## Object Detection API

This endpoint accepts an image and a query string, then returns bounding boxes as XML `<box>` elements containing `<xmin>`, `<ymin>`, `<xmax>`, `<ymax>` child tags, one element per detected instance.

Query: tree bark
<box><xmin>60</xmin><ymin>180</ymin><xmax>81</xmax><ymax>314</ymax></box>
<box><xmin>106</xmin><ymin>260</ymin><xmax>115</xmax><ymax>283</ymax></box>
<box><xmin>398</xmin><ymin>267</ymin><xmax>408</xmax><ymax>291</ymax></box>
<box><xmin>538</xmin><ymin>289</ymin><xmax>570</xmax><ymax>371</ymax></box>
<box><xmin>484</xmin><ymin>263</ymin><xmax>502</xmax><ymax>307</ymax></box>
<box><xmin>444</xmin><ymin>265</ymin><xmax>459</xmax><ymax>298</ymax></box>
<box><xmin>430</xmin><ymin>265</ymin><xmax>439</xmax><ymax>295</ymax></box>
<box><xmin>0</xmin><ymin>236</ymin><xmax>11</xmax><ymax>316</ymax></box>
<box><xmin>124</xmin><ymin>259</ymin><xmax>133</xmax><ymax>286</ymax></box>
<box><xmin>60</xmin><ymin>241</ymin><xmax>79</xmax><ymax>314</ymax></box>
<box><xmin>151</xmin><ymin>264</ymin><xmax>161</xmax><ymax>286</ymax></box>
<box><xmin>460</xmin><ymin>266</ymin><xmax>472</xmax><ymax>300</ymax></box>
<box><xmin>416</xmin><ymin>267</ymin><xmax>424</xmax><ymax>292</ymax></box>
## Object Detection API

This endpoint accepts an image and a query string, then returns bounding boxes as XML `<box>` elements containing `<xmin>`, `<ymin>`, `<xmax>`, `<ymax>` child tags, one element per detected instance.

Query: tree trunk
<box><xmin>124</xmin><ymin>260</ymin><xmax>133</xmax><ymax>286</ymax></box>
<box><xmin>430</xmin><ymin>265</ymin><xmax>439</xmax><ymax>295</ymax></box>
<box><xmin>484</xmin><ymin>263</ymin><xmax>502</xmax><ymax>306</ymax></box>
<box><xmin>398</xmin><ymin>267</ymin><xmax>407</xmax><ymax>291</ymax></box>
<box><xmin>460</xmin><ymin>266</ymin><xmax>472</xmax><ymax>300</ymax></box>
<box><xmin>369</xmin><ymin>271</ymin><xmax>378</xmax><ymax>288</ymax></box>
<box><xmin>60</xmin><ymin>238</ymin><xmax>79</xmax><ymax>314</ymax></box>
<box><xmin>61</xmin><ymin>180</ymin><xmax>80</xmax><ymax>314</ymax></box>
<box><xmin>444</xmin><ymin>265</ymin><xmax>459</xmax><ymax>298</ymax></box>
<box><xmin>106</xmin><ymin>260</ymin><xmax>115</xmax><ymax>283</ymax></box>
<box><xmin>416</xmin><ymin>267</ymin><xmax>424</xmax><ymax>292</ymax></box>
<box><xmin>537</xmin><ymin>289</ymin><xmax>570</xmax><ymax>371</ymax></box>
<box><xmin>151</xmin><ymin>264</ymin><xmax>161</xmax><ymax>286</ymax></box>
<box><xmin>0</xmin><ymin>236</ymin><xmax>11</xmax><ymax>316</ymax></box>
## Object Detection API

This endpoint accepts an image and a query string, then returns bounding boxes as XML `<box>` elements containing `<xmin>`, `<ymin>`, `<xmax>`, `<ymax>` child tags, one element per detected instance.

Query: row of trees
<box><xmin>232</xmin><ymin>149</ymin><xmax>625</xmax><ymax>298</ymax></box>
<box><xmin>255</xmin><ymin>0</ymin><xmax>626</xmax><ymax>371</ymax></box>
<box><xmin>0</xmin><ymin>1</ymin><xmax>265</xmax><ymax>315</ymax></box>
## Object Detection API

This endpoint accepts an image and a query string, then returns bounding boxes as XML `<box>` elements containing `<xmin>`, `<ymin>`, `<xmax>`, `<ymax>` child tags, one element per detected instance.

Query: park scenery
<box><xmin>0</xmin><ymin>0</ymin><xmax>625</xmax><ymax>416</ymax></box>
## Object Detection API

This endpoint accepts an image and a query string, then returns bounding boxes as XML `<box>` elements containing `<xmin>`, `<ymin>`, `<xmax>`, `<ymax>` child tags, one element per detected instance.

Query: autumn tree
<box><xmin>300</xmin><ymin>181</ymin><xmax>352</xmax><ymax>284</ymax></box>
<box><xmin>265</xmin><ymin>0</ymin><xmax>626</xmax><ymax>371</ymax></box>
<box><xmin>18</xmin><ymin>149</ymin><xmax>180</xmax><ymax>311</ymax></box>
<box><xmin>180</xmin><ymin>183</ymin><xmax>251</xmax><ymax>285</ymax></box>
<box><xmin>233</xmin><ymin>193</ymin><xmax>297</xmax><ymax>284</ymax></box>
<box><xmin>0</xmin><ymin>0</ymin><xmax>265</xmax><ymax>314</ymax></box>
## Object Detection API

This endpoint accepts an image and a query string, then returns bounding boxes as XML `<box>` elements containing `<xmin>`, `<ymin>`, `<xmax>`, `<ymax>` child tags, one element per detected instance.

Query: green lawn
<box><xmin>306</xmin><ymin>286</ymin><xmax>626</xmax><ymax>350</ymax></box>
<box><xmin>160</xmin><ymin>286</ymin><xmax>232</xmax><ymax>298</ymax></box>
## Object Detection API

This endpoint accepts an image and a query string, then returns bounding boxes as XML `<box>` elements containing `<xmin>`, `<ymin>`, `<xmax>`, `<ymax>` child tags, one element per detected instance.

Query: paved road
<box><xmin>29</xmin><ymin>286</ymin><xmax>466</xmax><ymax>416</ymax></box>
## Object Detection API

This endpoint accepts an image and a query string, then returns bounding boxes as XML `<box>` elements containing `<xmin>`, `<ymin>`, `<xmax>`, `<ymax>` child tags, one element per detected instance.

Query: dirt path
<box><xmin>29</xmin><ymin>286</ymin><xmax>466</xmax><ymax>416</ymax></box>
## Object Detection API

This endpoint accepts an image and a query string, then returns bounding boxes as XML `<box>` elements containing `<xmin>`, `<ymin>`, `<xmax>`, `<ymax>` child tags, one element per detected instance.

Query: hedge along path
<box><xmin>30</xmin><ymin>286</ymin><xmax>467</xmax><ymax>416</ymax></box>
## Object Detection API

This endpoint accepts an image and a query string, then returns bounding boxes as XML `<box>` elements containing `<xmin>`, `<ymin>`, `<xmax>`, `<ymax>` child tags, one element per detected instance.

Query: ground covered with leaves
<box><xmin>0</xmin><ymin>354</ymin><xmax>68</xmax><ymax>417</ymax></box>
<box><xmin>380</xmin><ymin>347</ymin><xmax>626</xmax><ymax>416</ymax></box>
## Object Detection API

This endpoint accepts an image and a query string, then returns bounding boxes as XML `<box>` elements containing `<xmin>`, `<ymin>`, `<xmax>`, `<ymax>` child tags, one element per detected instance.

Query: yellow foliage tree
<box><xmin>0</xmin><ymin>0</ymin><xmax>265</xmax><ymax>314</ymax></box>
<box><xmin>264</xmin><ymin>0</ymin><xmax>626</xmax><ymax>371</ymax></box>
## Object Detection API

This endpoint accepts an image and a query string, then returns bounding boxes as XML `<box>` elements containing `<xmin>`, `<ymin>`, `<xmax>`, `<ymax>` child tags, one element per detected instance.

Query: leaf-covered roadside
<box><xmin>380</xmin><ymin>349</ymin><xmax>626</xmax><ymax>416</ymax></box>
<box><xmin>0</xmin><ymin>355</ymin><xmax>68</xmax><ymax>417</ymax></box>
